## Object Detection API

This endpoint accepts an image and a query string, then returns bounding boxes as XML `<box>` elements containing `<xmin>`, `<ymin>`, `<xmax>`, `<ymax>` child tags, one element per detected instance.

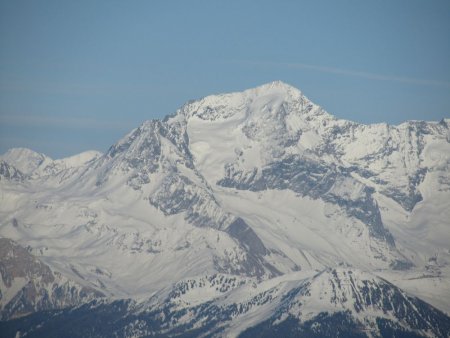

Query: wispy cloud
<box><xmin>0</xmin><ymin>114</ymin><xmax>137</xmax><ymax>131</ymax></box>
<box><xmin>0</xmin><ymin>79</ymin><xmax>161</xmax><ymax>96</ymax></box>
<box><xmin>234</xmin><ymin>60</ymin><xmax>450</xmax><ymax>87</ymax></box>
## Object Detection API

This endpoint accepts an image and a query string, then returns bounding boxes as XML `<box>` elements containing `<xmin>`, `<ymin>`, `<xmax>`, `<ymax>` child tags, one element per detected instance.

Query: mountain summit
<box><xmin>1</xmin><ymin>82</ymin><xmax>449</xmax><ymax>337</ymax></box>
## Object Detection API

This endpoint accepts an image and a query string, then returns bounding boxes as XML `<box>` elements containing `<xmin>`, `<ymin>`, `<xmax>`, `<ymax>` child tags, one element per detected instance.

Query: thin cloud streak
<box><xmin>0</xmin><ymin>80</ymin><xmax>160</xmax><ymax>96</ymax></box>
<box><xmin>236</xmin><ymin>60</ymin><xmax>450</xmax><ymax>87</ymax></box>
<box><xmin>0</xmin><ymin>114</ymin><xmax>138</xmax><ymax>131</ymax></box>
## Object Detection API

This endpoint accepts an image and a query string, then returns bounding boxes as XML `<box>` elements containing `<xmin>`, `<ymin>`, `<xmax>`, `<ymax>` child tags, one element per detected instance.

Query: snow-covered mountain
<box><xmin>1</xmin><ymin>81</ymin><xmax>449</xmax><ymax>337</ymax></box>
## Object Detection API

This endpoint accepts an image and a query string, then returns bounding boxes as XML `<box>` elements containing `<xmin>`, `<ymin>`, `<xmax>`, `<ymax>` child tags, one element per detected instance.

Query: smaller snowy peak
<box><xmin>1</xmin><ymin>148</ymin><xmax>103</xmax><ymax>180</ymax></box>
<box><xmin>236</xmin><ymin>268</ymin><xmax>450</xmax><ymax>338</ymax></box>
<box><xmin>0</xmin><ymin>148</ymin><xmax>51</xmax><ymax>175</ymax></box>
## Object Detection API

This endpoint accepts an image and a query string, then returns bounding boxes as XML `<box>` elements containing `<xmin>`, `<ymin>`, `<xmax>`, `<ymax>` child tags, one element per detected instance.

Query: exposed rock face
<box><xmin>218</xmin><ymin>155</ymin><xmax>395</xmax><ymax>247</ymax></box>
<box><xmin>0</xmin><ymin>161</ymin><xmax>24</xmax><ymax>182</ymax></box>
<box><xmin>0</xmin><ymin>238</ymin><xmax>104</xmax><ymax>320</ymax></box>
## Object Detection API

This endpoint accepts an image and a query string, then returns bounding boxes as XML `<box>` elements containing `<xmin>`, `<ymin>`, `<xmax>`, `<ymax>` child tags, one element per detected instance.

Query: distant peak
<box><xmin>0</xmin><ymin>147</ymin><xmax>52</xmax><ymax>175</ymax></box>
<box><xmin>2</xmin><ymin>147</ymin><xmax>45</xmax><ymax>158</ymax></box>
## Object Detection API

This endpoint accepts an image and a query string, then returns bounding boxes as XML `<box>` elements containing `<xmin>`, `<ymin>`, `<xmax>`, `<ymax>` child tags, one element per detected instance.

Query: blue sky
<box><xmin>1</xmin><ymin>0</ymin><xmax>449</xmax><ymax>158</ymax></box>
